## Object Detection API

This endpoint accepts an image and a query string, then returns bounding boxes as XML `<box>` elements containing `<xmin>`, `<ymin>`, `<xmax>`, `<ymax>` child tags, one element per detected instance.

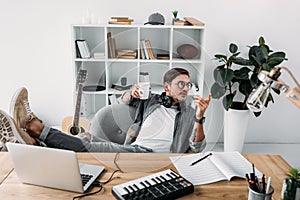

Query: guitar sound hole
<box><xmin>69</xmin><ymin>126</ymin><xmax>86</xmax><ymax>135</ymax></box>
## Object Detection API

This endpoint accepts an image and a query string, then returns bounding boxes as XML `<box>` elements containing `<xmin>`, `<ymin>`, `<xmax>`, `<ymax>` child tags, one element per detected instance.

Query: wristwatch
<box><xmin>195</xmin><ymin>116</ymin><xmax>206</xmax><ymax>124</ymax></box>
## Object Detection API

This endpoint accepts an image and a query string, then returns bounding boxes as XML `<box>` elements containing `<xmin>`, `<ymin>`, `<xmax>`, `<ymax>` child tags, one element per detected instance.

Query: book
<box><xmin>110</xmin><ymin>16</ymin><xmax>134</xmax><ymax>23</ymax></box>
<box><xmin>174</xmin><ymin>20</ymin><xmax>188</xmax><ymax>26</ymax></box>
<box><xmin>140</xmin><ymin>42</ymin><xmax>145</xmax><ymax>59</ymax></box>
<box><xmin>157</xmin><ymin>54</ymin><xmax>170</xmax><ymax>60</ymax></box>
<box><xmin>108</xmin><ymin>21</ymin><xmax>132</xmax><ymax>25</ymax></box>
<box><xmin>93</xmin><ymin>52</ymin><xmax>105</xmax><ymax>59</ymax></box>
<box><xmin>76</xmin><ymin>40</ymin><xmax>91</xmax><ymax>58</ymax></box>
<box><xmin>145</xmin><ymin>40</ymin><xmax>155</xmax><ymax>60</ymax></box>
<box><xmin>170</xmin><ymin>151</ymin><xmax>262</xmax><ymax>185</ymax></box>
<box><xmin>111</xmin><ymin>83</ymin><xmax>132</xmax><ymax>91</ymax></box>
<box><xmin>107</xmin><ymin>32</ymin><xmax>117</xmax><ymax>58</ymax></box>
<box><xmin>183</xmin><ymin>17</ymin><xmax>205</xmax><ymax>26</ymax></box>
<box><xmin>141</xmin><ymin>40</ymin><xmax>149</xmax><ymax>59</ymax></box>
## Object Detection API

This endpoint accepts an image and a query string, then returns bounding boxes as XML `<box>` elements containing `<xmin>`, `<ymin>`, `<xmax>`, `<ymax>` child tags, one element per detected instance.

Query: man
<box><xmin>0</xmin><ymin>68</ymin><xmax>211</xmax><ymax>153</ymax></box>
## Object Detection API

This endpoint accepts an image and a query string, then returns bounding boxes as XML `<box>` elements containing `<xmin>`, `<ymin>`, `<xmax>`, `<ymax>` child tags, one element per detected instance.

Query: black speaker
<box><xmin>158</xmin><ymin>92</ymin><xmax>174</xmax><ymax>108</ymax></box>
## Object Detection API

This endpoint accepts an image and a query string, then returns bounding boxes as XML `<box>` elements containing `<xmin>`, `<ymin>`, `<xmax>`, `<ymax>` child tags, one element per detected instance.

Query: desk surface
<box><xmin>0</xmin><ymin>152</ymin><xmax>291</xmax><ymax>199</ymax></box>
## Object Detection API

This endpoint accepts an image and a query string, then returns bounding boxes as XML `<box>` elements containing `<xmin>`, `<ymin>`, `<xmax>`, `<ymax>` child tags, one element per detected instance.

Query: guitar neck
<box><xmin>73</xmin><ymin>83</ymin><xmax>83</xmax><ymax>127</ymax></box>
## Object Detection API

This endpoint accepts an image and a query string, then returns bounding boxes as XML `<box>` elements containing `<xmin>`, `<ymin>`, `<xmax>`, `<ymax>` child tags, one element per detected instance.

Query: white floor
<box><xmin>206</xmin><ymin>143</ymin><xmax>300</xmax><ymax>168</ymax></box>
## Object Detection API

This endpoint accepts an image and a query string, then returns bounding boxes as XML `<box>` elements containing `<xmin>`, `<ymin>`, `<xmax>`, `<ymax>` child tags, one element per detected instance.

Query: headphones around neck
<box><xmin>158</xmin><ymin>92</ymin><xmax>174</xmax><ymax>108</ymax></box>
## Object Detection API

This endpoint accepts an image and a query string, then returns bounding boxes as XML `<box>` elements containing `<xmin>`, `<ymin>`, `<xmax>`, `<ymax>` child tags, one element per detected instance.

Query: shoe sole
<box><xmin>0</xmin><ymin>110</ymin><xmax>25</xmax><ymax>144</ymax></box>
<box><xmin>9</xmin><ymin>87</ymin><xmax>26</xmax><ymax>118</ymax></box>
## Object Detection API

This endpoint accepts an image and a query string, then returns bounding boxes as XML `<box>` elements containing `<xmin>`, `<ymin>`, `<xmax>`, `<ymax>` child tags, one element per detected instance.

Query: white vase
<box><xmin>224</xmin><ymin>108</ymin><xmax>250</xmax><ymax>152</ymax></box>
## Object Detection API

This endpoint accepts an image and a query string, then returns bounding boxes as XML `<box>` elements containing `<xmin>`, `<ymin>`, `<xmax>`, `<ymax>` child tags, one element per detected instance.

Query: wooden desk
<box><xmin>0</xmin><ymin>152</ymin><xmax>291</xmax><ymax>200</ymax></box>
<box><xmin>0</xmin><ymin>152</ymin><xmax>14</xmax><ymax>184</ymax></box>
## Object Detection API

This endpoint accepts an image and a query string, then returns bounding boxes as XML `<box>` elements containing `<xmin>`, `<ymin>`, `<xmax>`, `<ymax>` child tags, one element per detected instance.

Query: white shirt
<box><xmin>131</xmin><ymin>105</ymin><xmax>178</xmax><ymax>152</ymax></box>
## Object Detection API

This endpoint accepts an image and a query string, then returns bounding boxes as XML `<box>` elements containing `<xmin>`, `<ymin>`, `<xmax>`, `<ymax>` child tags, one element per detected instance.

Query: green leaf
<box><xmin>268</xmin><ymin>57</ymin><xmax>287</xmax><ymax>68</ymax></box>
<box><xmin>253</xmin><ymin>112</ymin><xmax>262</xmax><ymax>117</ymax></box>
<box><xmin>260</xmin><ymin>45</ymin><xmax>269</xmax><ymax>60</ymax></box>
<box><xmin>213</xmin><ymin>66</ymin><xmax>225</xmax><ymax>85</ymax></box>
<box><xmin>264</xmin><ymin>93</ymin><xmax>274</xmax><ymax>108</ymax></box>
<box><xmin>250</xmin><ymin>73</ymin><xmax>261</xmax><ymax>88</ymax></box>
<box><xmin>229</xmin><ymin>43</ymin><xmax>238</xmax><ymax>54</ymax></box>
<box><xmin>231</xmin><ymin>57</ymin><xmax>253</xmax><ymax>66</ymax></box>
<box><xmin>249</xmin><ymin>46</ymin><xmax>267</xmax><ymax>68</ymax></box>
<box><xmin>239</xmin><ymin>80</ymin><xmax>253</xmax><ymax>96</ymax></box>
<box><xmin>269</xmin><ymin>51</ymin><xmax>286</xmax><ymax>59</ymax></box>
<box><xmin>258</xmin><ymin>36</ymin><xmax>265</xmax><ymax>45</ymax></box>
<box><xmin>211</xmin><ymin>82</ymin><xmax>226</xmax><ymax>99</ymax></box>
<box><xmin>214</xmin><ymin>54</ymin><xmax>227</xmax><ymax>62</ymax></box>
<box><xmin>222</xmin><ymin>92</ymin><xmax>236</xmax><ymax>110</ymax></box>
<box><xmin>234</xmin><ymin>67</ymin><xmax>251</xmax><ymax>80</ymax></box>
<box><xmin>219</xmin><ymin>68</ymin><xmax>234</xmax><ymax>85</ymax></box>
<box><xmin>262</xmin><ymin>63</ymin><xmax>272</xmax><ymax>71</ymax></box>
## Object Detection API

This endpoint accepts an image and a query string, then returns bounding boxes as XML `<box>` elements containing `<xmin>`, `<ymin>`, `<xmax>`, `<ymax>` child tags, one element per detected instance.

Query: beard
<box><xmin>176</xmin><ymin>91</ymin><xmax>188</xmax><ymax>102</ymax></box>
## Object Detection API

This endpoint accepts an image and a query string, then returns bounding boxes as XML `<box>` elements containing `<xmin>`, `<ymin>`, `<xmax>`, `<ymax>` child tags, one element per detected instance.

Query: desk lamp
<box><xmin>247</xmin><ymin>66</ymin><xmax>300</xmax><ymax>112</ymax></box>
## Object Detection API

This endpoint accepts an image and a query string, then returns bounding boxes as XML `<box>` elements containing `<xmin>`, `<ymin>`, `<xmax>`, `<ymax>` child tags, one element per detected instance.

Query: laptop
<box><xmin>6</xmin><ymin>142</ymin><xmax>105</xmax><ymax>193</ymax></box>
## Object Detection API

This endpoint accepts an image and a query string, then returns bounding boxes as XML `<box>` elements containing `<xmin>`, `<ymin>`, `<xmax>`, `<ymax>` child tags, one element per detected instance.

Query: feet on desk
<box><xmin>9</xmin><ymin>87</ymin><xmax>40</xmax><ymax>133</ymax></box>
<box><xmin>0</xmin><ymin>110</ymin><xmax>33</xmax><ymax>149</ymax></box>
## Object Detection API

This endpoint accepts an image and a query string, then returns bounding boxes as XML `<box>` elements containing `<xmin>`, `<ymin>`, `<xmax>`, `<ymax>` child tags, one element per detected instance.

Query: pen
<box><xmin>262</xmin><ymin>174</ymin><xmax>266</xmax><ymax>193</ymax></box>
<box><xmin>265</xmin><ymin>176</ymin><xmax>272</xmax><ymax>194</ymax></box>
<box><xmin>190</xmin><ymin>152</ymin><xmax>212</xmax><ymax>166</ymax></box>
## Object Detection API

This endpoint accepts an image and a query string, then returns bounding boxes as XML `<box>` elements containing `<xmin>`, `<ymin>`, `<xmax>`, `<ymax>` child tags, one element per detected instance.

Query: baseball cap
<box><xmin>144</xmin><ymin>12</ymin><xmax>165</xmax><ymax>25</ymax></box>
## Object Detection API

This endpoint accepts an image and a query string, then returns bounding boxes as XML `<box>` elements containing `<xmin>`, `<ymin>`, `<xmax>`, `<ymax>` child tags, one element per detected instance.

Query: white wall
<box><xmin>1</xmin><ymin>0</ymin><xmax>299</xmax><ymax>143</ymax></box>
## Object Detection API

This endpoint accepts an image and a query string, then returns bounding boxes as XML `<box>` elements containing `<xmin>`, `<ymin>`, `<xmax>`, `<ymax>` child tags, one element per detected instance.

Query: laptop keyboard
<box><xmin>81</xmin><ymin>174</ymin><xmax>93</xmax><ymax>186</ymax></box>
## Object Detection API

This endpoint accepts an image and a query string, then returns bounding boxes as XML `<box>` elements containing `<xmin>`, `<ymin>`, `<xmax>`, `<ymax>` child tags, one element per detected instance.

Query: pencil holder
<box><xmin>248</xmin><ymin>183</ymin><xmax>274</xmax><ymax>200</ymax></box>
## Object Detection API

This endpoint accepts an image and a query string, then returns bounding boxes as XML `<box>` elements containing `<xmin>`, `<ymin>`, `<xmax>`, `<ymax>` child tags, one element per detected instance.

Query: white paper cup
<box><xmin>139</xmin><ymin>82</ymin><xmax>150</xmax><ymax>99</ymax></box>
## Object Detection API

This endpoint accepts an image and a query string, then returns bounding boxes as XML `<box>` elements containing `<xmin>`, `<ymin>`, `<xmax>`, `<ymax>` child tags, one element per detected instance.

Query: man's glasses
<box><xmin>174</xmin><ymin>81</ymin><xmax>193</xmax><ymax>89</ymax></box>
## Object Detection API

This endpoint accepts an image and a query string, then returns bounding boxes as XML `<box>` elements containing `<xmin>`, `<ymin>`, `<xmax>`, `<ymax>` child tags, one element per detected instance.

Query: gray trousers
<box><xmin>38</xmin><ymin>125</ymin><xmax>151</xmax><ymax>153</ymax></box>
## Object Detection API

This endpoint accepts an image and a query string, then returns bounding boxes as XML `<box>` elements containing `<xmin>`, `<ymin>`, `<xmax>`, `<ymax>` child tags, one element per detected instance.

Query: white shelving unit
<box><xmin>71</xmin><ymin>24</ymin><xmax>206</xmax><ymax>120</ymax></box>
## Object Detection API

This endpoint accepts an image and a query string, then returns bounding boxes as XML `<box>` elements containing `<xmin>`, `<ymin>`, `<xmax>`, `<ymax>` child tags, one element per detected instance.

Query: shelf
<box><xmin>72</xmin><ymin>24</ymin><xmax>205</xmax><ymax>119</ymax></box>
<box><xmin>75</xmin><ymin>58</ymin><xmax>105</xmax><ymax>62</ymax></box>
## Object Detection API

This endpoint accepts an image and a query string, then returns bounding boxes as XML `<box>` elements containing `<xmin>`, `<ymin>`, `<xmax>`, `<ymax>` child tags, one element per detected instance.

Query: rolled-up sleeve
<box><xmin>189</xmin><ymin>137</ymin><xmax>206</xmax><ymax>153</ymax></box>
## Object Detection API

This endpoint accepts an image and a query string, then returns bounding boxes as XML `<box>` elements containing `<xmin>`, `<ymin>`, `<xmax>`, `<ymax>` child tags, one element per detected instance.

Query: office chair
<box><xmin>89</xmin><ymin>104</ymin><xmax>136</xmax><ymax>144</ymax></box>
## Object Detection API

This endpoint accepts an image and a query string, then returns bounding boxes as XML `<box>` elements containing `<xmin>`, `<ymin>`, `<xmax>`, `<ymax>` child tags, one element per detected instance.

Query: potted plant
<box><xmin>283</xmin><ymin>168</ymin><xmax>300</xmax><ymax>200</ymax></box>
<box><xmin>211</xmin><ymin>36</ymin><xmax>287</xmax><ymax>152</ymax></box>
<box><xmin>172</xmin><ymin>10</ymin><xmax>179</xmax><ymax>25</ymax></box>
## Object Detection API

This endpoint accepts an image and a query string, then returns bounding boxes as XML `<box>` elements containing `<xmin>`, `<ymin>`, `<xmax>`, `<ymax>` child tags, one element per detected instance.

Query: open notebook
<box><xmin>6</xmin><ymin>142</ymin><xmax>105</xmax><ymax>193</ymax></box>
<box><xmin>170</xmin><ymin>151</ymin><xmax>262</xmax><ymax>185</ymax></box>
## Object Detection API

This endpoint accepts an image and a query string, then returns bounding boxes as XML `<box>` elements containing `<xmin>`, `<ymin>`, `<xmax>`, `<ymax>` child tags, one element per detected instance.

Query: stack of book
<box><xmin>108</xmin><ymin>17</ymin><xmax>134</xmax><ymax>25</ymax></box>
<box><xmin>117</xmin><ymin>49</ymin><xmax>137</xmax><ymax>59</ymax></box>
<box><xmin>140</xmin><ymin>40</ymin><xmax>155</xmax><ymax>60</ymax></box>
<box><xmin>111</xmin><ymin>83</ymin><xmax>132</xmax><ymax>91</ymax></box>
<box><xmin>76</xmin><ymin>40</ymin><xmax>91</xmax><ymax>58</ymax></box>
<box><xmin>183</xmin><ymin>17</ymin><xmax>205</xmax><ymax>26</ymax></box>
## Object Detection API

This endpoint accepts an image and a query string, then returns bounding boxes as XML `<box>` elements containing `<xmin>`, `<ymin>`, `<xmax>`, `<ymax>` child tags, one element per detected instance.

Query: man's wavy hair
<box><xmin>163</xmin><ymin>68</ymin><xmax>190</xmax><ymax>84</ymax></box>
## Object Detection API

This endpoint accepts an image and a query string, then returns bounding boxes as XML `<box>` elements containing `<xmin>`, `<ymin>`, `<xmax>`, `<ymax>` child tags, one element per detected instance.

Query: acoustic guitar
<box><xmin>62</xmin><ymin>69</ymin><xmax>90</xmax><ymax>135</ymax></box>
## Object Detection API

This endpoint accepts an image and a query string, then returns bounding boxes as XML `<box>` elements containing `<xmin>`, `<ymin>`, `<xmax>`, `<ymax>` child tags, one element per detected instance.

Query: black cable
<box><xmin>100</xmin><ymin>169</ymin><xmax>121</xmax><ymax>185</ymax></box>
<box><xmin>113</xmin><ymin>152</ymin><xmax>124</xmax><ymax>173</ymax></box>
<box><xmin>72</xmin><ymin>153</ymin><xmax>124</xmax><ymax>199</ymax></box>
<box><xmin>72</xmin><ymin>183</ymin><xmax>103</xmax><ymax>200</ymax></box>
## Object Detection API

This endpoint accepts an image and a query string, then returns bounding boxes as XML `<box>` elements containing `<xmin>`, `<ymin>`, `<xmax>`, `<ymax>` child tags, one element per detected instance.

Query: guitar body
<box><xmin>61</xmin><ymin>116</ymin><xmax>90</xmax><ymax>135</ymax></box>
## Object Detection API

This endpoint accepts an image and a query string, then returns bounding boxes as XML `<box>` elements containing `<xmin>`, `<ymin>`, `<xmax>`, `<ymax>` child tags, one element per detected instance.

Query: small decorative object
<box><xmin>172</xmin><ymin>10</ymin><xmax>179</xmax><ymax>25</ymax></box>
<box><xmin>121</xmin><ymin>77</ymin><xmax>127</xmax><ymax>86</ymax></box>
<box><xmin>283</xmin><ymin>168</ymin><xmax>300</xmax><ymax>200</ymax></box>
<box><xmin>177</xmin><ymin>44</ymin><xmax>199</xmax><ymax>59</ymax></box>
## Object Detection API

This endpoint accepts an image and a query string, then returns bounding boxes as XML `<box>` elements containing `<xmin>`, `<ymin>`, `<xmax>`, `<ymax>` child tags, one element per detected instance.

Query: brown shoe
<box><xmin>9</xmin><ymin>87</ymin><xmax>38</xmax><ymax>131</ymax></box>
<box><xmin>0</xmin><ymin>110</ymin><xmax>32</xmax><ymax>146</ymax></box>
